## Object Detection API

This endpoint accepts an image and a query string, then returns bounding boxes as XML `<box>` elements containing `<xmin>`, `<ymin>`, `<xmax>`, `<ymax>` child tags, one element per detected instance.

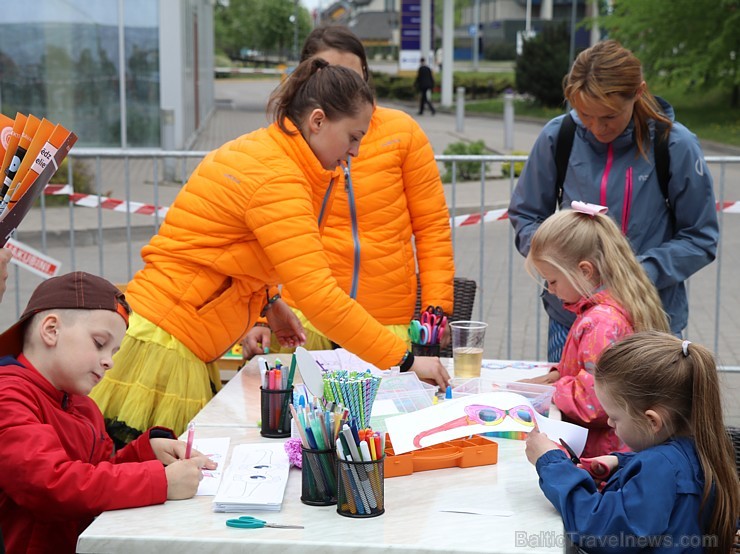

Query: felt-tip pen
<box><xmin>184</xmin><ymin>422</ymin><xmax>195</xmax><ymax>459</ymax></box>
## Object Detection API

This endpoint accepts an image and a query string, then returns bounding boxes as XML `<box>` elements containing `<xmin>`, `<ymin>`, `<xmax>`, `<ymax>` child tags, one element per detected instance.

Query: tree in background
<box><xmin>215</xmin><ymin>0</ymin><xmax>260</xmax><ymax>61</ymax></box>
<box><xmin>602</xmin><ymin>0</ymin><xmax>739</xmax><ymax>108</ymax></box>
<box><xmin>514</xmin><ymin>23</ymin><xmax>570</xmax><ymax>108</ymax></box>
<box><xmin>215</xmin><ymin>0</ymin><xmax>312</xmax><ymax>62</ymax></box>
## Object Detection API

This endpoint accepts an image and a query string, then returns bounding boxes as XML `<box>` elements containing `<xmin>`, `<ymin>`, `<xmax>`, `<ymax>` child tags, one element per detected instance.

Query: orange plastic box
<box><xmin>384</xmin><ymin>435</ymin><xmax>498</xmax><ymax>478</ymax></box>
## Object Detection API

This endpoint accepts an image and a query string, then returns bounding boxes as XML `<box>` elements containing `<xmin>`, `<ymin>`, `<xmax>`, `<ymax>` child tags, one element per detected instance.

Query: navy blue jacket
<box><xmin>536</xmin><ymin>437</ymin><xmax>713</xmax><ymax>553</ymax></box>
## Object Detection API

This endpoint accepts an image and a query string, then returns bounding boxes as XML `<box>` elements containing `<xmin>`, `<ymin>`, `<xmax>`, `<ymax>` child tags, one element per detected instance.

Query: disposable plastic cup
<box><xmin>450</xmin><ymin>321</ymin><xmax>487</xmax><ymax>379</ymax></box>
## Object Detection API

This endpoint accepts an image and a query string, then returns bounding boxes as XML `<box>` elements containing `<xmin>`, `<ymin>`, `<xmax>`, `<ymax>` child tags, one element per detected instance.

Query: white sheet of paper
<box><xmin>191</xmin><ymin>437</ymin><xmax>230</xmax><ymax>496</ymax></box>
<box><xmin>384</xmin><ymin>391</ymin><xmax>588</xmax><ymax>455</ymax></box>
<box><xmin>480</xmin><ymin>360</ymin><xmax>555</xmax><ymax>383</ymax></box>
<box><xmin>310</xmin><ymin>349</ymin><xmax>383</xmax><ymax>376</ymax></box>
<box><xmin>294</xmin><ymin>346</ymin><xmax>325</xmax><ymax>399</ymax></box>
<box><xmin>212</xmin><ymin>443</ymin><xmax>290</xmax><ymax>512</ymax></box>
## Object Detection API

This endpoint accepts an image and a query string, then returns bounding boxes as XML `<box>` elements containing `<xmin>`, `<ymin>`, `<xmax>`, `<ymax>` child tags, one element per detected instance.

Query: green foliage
<box><xmin>370</xmin><ymin>71</ymin><xmax>515</xmax><ymax>102</ymax></box>
<box><xmin>215</xmin><ymin>0</ymin><xmax>312</xmax><ymax>61</ymax></box>
<box><xmin>454</xmin><ymin>73</ymin><xmax>514</xmax><ymax>99</ymax></box>
<box><xmin>215</xmin><ymin>0</ymin><xmax>260</xmax><ymax>60</ymax></box>
<box><xmin>484</xmin><ymin>41</ymin><xmax>517</xmax><ymax>62</ymax></box>
<box><xmin>514</xmin><ymin>23</ymin><xmax>570</xmax><ymax>108</ymax></box>
<box><xmin>441</xmin><ymin>140</ymin><xmax>490</xmax><ymax>183</ymax></box>
<box><xmin>648</xmin><ymin>80</ymin><xmax>740</xmax><ymax>146</ymax></box>
<box><xmin>501</xmin><ymin>151</ymin><xmax>528</xmax><ymax>178</ymax></box>
<box><xmin>371</xmin><ymin>73</ymin><xmax>416</xmax><ymax>100</ymax></box>
<box><xmin>215</xmin><ymin>51</ymin><xmax>233</xmax><ymax>68</ymax></box>
<box><xmin>602</xmin><ymin>0</ymin><xmax>740</xmax><ymax>107</ymax></box>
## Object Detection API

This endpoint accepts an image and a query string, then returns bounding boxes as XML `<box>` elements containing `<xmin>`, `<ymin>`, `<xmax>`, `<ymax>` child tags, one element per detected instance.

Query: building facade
<box><xmin>319</xmin><ymin>0</ymin><xmax>593</xmax><ymax>61</ymax></box>
<box><xmin>0</xmin><ymin>0</ymin><xmax>214</xmax><ymax>149</ymax></box>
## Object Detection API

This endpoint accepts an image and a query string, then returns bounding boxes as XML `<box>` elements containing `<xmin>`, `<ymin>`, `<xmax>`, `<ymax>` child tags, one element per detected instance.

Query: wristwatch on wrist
<box><xmin>399</xmin><ymin>350</ymin><xmax>415</xmax><ymax>373</ymax></box>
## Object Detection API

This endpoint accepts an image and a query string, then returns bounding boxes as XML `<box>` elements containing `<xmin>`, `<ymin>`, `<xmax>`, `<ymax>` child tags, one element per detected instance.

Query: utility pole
<box><xmin>441</xmin><ymin>0</ymin><xmax>454</xmax><ymax>106</ymax></box>
<box><xmin>292</xmin><ymin>0</ymin><xmax>299</xmax><ymax>61</ymax></box>
<box><xmin>472</xmin><ymin>0</ymin><xmax>480</xmax><ymax>71</ymax></box>
<box><xmin>569</xmin><ymin>0</ymin><xmax>577</xmax><ymax>68</ymax></box>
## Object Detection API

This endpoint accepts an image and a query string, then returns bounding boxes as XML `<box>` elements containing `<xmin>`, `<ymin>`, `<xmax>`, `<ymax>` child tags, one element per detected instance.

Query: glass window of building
<box><xmin>0</xmin><ymin>0</ymin><xmax>160</xmax><ymax>147</ymax></box>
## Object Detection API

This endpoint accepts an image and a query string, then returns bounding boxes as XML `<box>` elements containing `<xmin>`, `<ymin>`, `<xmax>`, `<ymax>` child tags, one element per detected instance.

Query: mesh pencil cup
<box><xmin>301</xmin><ymin>447</ymin><xmax>338</xmax><ymax>506</ymax></box>
<box><xmin>259</xmin><ymin>386</ymin><xmax>293</xmax><ymax>438</ymax></box>
<box><xmin>411</xmin><ymin>342</ymin><xmax>440</xmax><ymax>357</ymax></box>
<box><xmin>337</xmin><ymin>455</ymin><xmax>385</xmax><ymax>518</ymax></box>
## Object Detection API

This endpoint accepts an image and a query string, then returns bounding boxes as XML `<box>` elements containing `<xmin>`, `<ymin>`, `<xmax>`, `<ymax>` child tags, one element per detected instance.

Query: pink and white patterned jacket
<box><xmin>553</xmin><ymin>290</ymin><xmax>633</xmax><ymax>458</ymax></box>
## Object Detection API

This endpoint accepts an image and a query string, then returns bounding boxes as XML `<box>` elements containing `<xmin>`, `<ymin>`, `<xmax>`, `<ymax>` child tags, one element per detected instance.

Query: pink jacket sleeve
<box><xmin>553</xmin><ymin>305</ymin><xmax>633</xmax><ymax>427</ymax></box>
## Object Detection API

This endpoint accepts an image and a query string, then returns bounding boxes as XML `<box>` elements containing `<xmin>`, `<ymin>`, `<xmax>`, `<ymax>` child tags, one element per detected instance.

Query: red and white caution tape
<box><xmin>44</xmin><ymin>184</ymin><xmax>169</xmax><ymax>218</ymax></box>
<box><xmin>452</xmin><ymin>208</ymin><xmax>508</xmax><ymax>227</ymax></box>
<box><xmin>719</xmin><ymin>201</ymin><xmax>740</xmax><ymax>214</ymax></box>
<box><xmin>45</xmin><ymin>185</ymin><xmax>740</xmax><ymax>227</ymax></box>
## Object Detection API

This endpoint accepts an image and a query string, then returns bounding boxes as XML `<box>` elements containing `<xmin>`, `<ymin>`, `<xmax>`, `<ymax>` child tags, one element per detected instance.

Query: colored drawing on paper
<box><xmin>412</xmin><ymin>402</ymin><xmax>535</xmax><ymax>448</ymax></box>
<box><xmin>385</xmin><ymin>391</ymin><xmax>588</xmax><ymax>455</ymax></box>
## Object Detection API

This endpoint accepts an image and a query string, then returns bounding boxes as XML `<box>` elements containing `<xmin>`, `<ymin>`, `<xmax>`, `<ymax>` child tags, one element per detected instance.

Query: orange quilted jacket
<box><xmin>126</xmin><ymin>120</ymin><xmax>408</xmax><ymax>368</ymax></box>
<box><xmin>282</xmin><ymin>106</ymin><xmax>454</xmax><ymax>321</ymax></box>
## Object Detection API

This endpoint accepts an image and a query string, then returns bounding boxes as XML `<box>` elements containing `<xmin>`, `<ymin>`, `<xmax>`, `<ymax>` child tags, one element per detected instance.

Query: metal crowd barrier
<box><xmin>4</xmin><ymin>151</ymin><xmax>740</xmax><ymax>369</ymax></box>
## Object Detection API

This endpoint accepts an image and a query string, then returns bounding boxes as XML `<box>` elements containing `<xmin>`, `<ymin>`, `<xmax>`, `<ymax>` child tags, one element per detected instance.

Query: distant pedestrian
<box><xmin>414</xmin><ymin>57</ymin><xmax>436</xmax><ymax>115</ymax></box>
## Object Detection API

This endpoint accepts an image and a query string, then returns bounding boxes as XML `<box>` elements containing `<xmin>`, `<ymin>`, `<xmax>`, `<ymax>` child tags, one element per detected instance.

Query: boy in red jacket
<box><xmin>0</xmin><ymin>272</ymin><xmax>216</xmax><ymax>554</ymax></box>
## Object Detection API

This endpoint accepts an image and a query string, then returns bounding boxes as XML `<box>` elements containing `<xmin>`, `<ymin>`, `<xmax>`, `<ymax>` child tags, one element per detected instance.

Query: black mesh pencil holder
<box><xmin>336</xmin><ymin>456</ymin><xmax>385</xmax><ymax>518</ymax></box>
<box><xmin>411</xmin><ymin>342</ymin><xmax>441</xmax><ymax>357</ymax></box>
<box><xmin>259</xmin><ymin>386</ymin><xmax>293</xmax><ymax>438</ymax></box>
<box><xmin>301</xmin><ymin>447</ymin><xmax>338</xmax><ymax>506</ymax></box>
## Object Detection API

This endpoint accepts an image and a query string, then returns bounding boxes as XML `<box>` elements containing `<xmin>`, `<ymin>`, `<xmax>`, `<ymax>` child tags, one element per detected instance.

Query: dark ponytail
<box><xmin>267</xmin><ymin>56</ymin><xmax>374</xmax><ymax>135</ymax></box>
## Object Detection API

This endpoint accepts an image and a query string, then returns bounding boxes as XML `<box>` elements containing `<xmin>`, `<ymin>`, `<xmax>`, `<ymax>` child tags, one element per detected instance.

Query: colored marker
<box><xmin>184</xmin><ymin>422</ymin><xmax>195</xmax><ymax>459</ymax></box>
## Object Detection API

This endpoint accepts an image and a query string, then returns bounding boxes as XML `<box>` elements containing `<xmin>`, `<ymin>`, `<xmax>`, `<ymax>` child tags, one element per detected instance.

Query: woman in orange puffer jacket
<box><xmin>242</xmin><ymin>26</ymin><xmax>455</xmax><ymax>359</ymax></box>
<box><xmin>90</xmin><ymin>58</ymin><xmax>451</xmax><ymax>447</ymax></box>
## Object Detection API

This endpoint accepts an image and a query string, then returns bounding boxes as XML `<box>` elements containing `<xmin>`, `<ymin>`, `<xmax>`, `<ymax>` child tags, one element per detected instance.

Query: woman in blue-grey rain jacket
<box><xmin>509</xmin><ymin>41</ymin><xmax>717</xmax><ymax>351</ymax></box>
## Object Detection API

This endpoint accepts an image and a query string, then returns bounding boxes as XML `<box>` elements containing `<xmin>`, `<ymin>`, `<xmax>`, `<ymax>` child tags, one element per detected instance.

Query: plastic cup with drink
<box><xmin>450</xmin><ymin>321</ymin><xmax>487</xmax><ymax>379</ymax></box>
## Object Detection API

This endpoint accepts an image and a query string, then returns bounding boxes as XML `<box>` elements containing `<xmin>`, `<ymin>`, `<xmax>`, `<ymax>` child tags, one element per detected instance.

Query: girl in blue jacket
<box><xmin>509</xmin><ymin>40</ymin><xmax>718</xmax><ymax>362</ymax></box>
<box><xmin>526</xmin><ymin>331</ymin><xmax>739</xmax><ymax>553</ymax></box>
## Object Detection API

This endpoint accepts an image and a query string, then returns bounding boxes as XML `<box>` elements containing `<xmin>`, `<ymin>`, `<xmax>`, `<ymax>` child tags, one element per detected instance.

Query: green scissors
<box><xmin>225</xmin><ymin>516</ymin><xmax>304</xmax><ymax>529</ymax></box>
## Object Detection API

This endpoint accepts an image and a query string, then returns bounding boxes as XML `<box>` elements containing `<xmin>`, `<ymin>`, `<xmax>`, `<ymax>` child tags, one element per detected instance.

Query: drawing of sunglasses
<box><xmin>413</xmin><ymin>403</ymin><xmax>536</xmax><ymax>448</ymax></box>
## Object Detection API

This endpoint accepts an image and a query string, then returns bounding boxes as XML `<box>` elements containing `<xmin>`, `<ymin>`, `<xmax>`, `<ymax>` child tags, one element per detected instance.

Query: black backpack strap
<box><xmin>654</xmin><ymin>119</ymin><xmax>671</xmax><ymax>206</ymax></box>
<box><xmin>555</xmin><ymin>113</ymin><xmax>576</xmax><ymax>208</ymax></box>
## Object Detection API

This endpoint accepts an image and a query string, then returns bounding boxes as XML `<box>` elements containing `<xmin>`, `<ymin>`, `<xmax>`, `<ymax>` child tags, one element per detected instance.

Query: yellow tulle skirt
<box><xmin>90</xmin><ymin>313</ymin><xmax>222</xmax><ymax>444</ymax></box>
<box><xmin>267</xmin><ymin>308</ymin><xmax>411</xmax><ymax>354</ymax></box>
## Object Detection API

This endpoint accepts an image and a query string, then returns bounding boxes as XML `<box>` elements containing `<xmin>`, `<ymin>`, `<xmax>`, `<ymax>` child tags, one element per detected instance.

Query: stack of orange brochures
<box><xmin>384</xmin><ymin>435</ymin><xmax>498</xmax><ymax>478</ymax></box>
<box><xmin>0</xmin><ymin>112</ymin><xmax>78</xmax><ymax>246</ymax></box>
